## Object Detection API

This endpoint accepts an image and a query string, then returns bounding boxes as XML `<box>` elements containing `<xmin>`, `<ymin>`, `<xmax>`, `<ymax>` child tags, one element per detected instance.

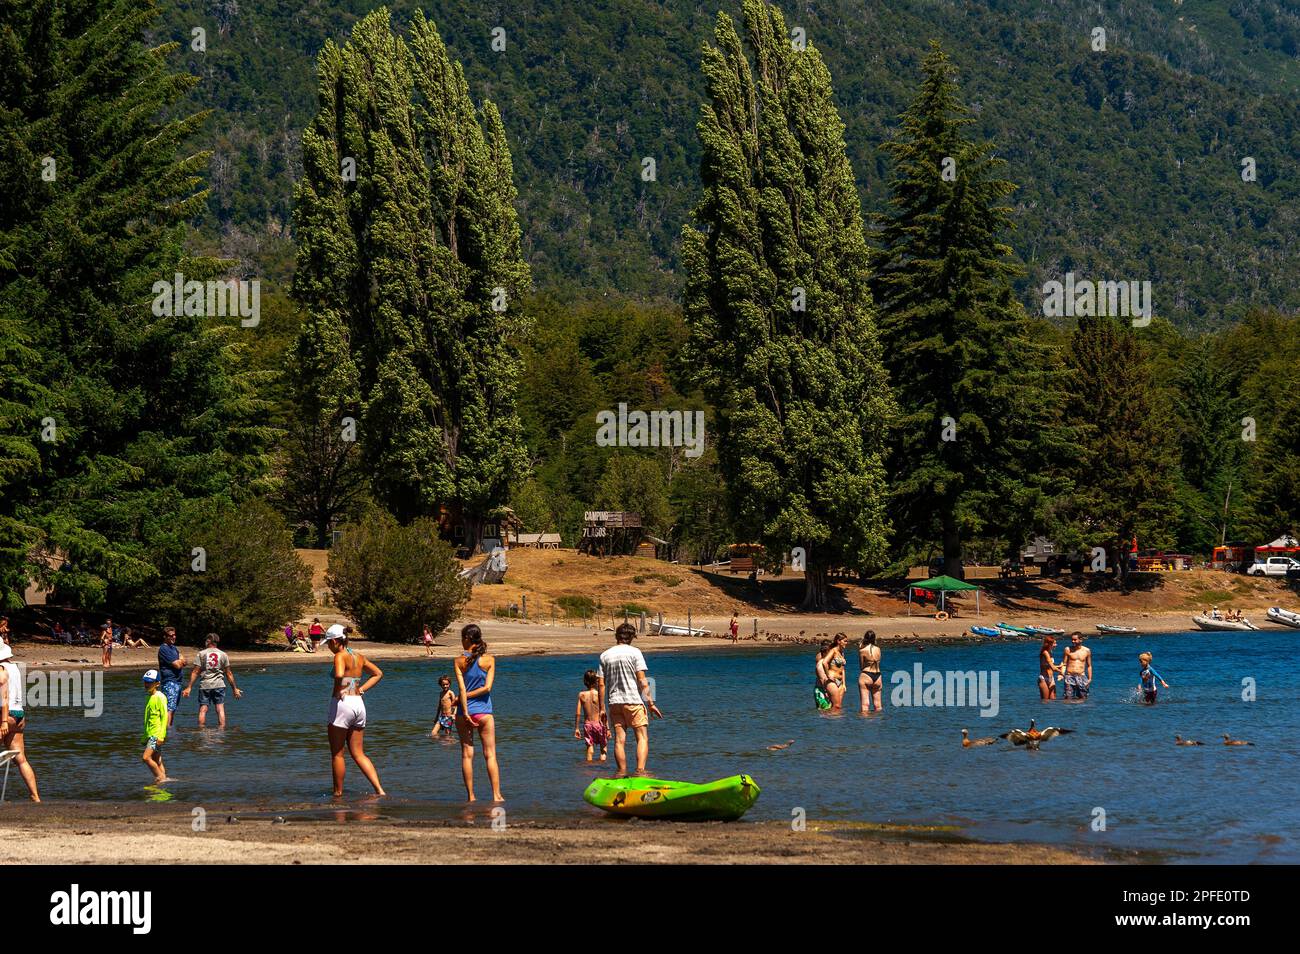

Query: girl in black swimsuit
<box><xmin>858</xmin><ymin>630</ymin><xmax>883</xmax><ymax>713</ymax></box>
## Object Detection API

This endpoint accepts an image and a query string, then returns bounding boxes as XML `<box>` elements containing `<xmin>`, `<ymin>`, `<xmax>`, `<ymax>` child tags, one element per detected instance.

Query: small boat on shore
<box><xmin>1191</xmin><ymin>615</ymin><xmax>1259</xmax><ymax>632</ymax></box>
<box><xmin>650</xmin><ymin>622</ymin><xmax>711</xmax><ymax>637</ymax></box>
<box><xmin>1266</xmin><ymin>607</ymin><xmax>1300</xmax><ymax>629</ymax></box>
<box><xmin>1095</xmin><ymin>624</ymin><xmax>1137</xmax><ymax>634</ymax></box>
<box><xmin>1026</xmin><ymin>625</ymin><xmax>1065</xmax><ymax>636</ymax></box>
<box><xmin>996</xmin><ymin>622</ymin><xmax>1034</xmax><ymax>635</ymax></box>
<box><xmin>995</xmin><ymin>625</ymin><xmax>1024</xmax><ymax>638</ymax></box>
<box><xmin>583</xmin><ymin>774</ymin><xmax>760</xmax><ymax>821</ymax></box>
<box><xmin>970</xmin><ymin>625</ymin><xmax>1001</xmax><ymax>637</ymax></box>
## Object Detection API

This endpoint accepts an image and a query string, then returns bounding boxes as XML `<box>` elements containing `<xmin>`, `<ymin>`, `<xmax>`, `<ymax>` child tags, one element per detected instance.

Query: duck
<box><xmin>961</xmin><ymin>729</ymin><xmax>999</xmax><ymax>747</ymax></box>
<box><xmin>766</xmin><ymin>740</ymin><xmax>795</xmax><ymax>751</ymax></box>
<box><xmin>999</xmin><ymin>718</ymin><xmax>1074</xmax><ymax>750</ymax></box>
<box><xmin>1174</xmin><ymin>735</ymin><xmax>1204</xmax><ymax>746</ymax></box>
<box><xmin>1222</xmin><ymin>734</ymin><xmax>1255</xmax><ymax>746</ymax></box>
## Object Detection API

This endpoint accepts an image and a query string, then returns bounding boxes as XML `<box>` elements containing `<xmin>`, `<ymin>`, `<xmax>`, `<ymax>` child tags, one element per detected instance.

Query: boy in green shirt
<box><xmin>141</xmin><ymin>669</ymin><xmax>169</xmax><ymax>782</ymax></box>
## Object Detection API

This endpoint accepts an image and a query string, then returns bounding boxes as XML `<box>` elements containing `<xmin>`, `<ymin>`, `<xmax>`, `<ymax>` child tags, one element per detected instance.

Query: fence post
<box><xmin>522</xmin><ymin>595</ymin><xmax>527</xmax><ymax>621</ymax></box>
<box><xmin>753</xmin><ymin>617</ymin><xmax>758</xmax><ymax>637</ymax></box>
<box><xmin>639</xmin><ymin>611</ymin><xmax>646</xmax><ymax>634</ymax></box>
<box><xmin>687</xmin><ymin>610</ymin><xmax>692</xmax><ymax>636</ymax></box>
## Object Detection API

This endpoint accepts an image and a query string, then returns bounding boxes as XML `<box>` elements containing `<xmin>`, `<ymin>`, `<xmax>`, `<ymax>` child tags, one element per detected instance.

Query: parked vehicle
<box><xmin>1246</xmin><ymin>556</ymin><xmax>1300</xmax><ymax>577</ymax></box>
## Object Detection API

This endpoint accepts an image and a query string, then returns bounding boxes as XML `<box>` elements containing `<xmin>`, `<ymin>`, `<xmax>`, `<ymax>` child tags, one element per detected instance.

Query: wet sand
<box><xmin>9</xmin><ymin>610</ymin><xmax>1193</xmax><ymax>672</ymax></box>
<box><xmin>0</xmin><ymin>801</ymin><xmax>1101</xmax><ymax>864</ymax></box>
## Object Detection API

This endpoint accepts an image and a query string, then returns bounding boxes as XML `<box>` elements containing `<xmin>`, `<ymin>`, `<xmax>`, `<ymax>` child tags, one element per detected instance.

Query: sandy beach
<box><xmin>0</xmin><ymin>801</ymin><xmax>1101</xmax><ymax>865</ymax></box>
<box><xmin>6</xmin><ymin>606</ymin><xmax>1208</xmax><ymax>673</ymax></box>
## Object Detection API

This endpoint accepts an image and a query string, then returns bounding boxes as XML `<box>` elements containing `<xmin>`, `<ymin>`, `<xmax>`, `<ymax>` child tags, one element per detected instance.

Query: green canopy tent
<box><xmin>908</xmin><ymin>575</ymin><xmax>981</xmax><ymax>617</ymax></box>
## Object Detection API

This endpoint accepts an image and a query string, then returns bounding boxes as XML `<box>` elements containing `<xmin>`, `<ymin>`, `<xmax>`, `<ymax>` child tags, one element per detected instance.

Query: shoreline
<box><xmin>0</xmin><ymin>800</ymin><xmax>1104</xmax><ymax>865</ymax></box>
<box><xmin>5</xmin><ymin>609</ymin><xmax>1234</xmax><ymax>671</ymax></box>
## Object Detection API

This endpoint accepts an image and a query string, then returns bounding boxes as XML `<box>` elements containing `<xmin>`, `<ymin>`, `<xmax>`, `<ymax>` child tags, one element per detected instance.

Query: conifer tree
<box><xmin>0</xmin><ymin>0</ymin><xmax>272</xmax><ymax>607</ymax></box>
<box><xmin>872</xmin><ymin>42</ymin><xmax>1066</xmax><ymax>578</ymax></box>
<box><xmin>683</xmin><ymin>0</ymin><xmax>894</xmax><ymax>609</ymax></box>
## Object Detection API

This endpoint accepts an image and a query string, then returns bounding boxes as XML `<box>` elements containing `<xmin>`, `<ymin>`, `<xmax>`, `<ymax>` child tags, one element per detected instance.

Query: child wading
<box><xmin>431</xmin><ymin>675</ymin><xmax>457</xmax><ymax>739</ymax></box>
<box><xmin>574</xmin><ymin>669</ymin><xmax>608</xmax><ymax>762</ymax></box>
<box><xmin>1138</xmin><ymin>651</ymin><xmax>1169</xmax><ymax>704</ymax></box>
<box><xmin>140</xmin><ymin>669</ymin><xmax>170</xmax><ymax>783</ymax></box>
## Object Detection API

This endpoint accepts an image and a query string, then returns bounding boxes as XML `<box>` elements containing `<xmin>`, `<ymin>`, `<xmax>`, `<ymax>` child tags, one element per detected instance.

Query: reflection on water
<box><xmin>20</xmin><ymin>631</ymin><xmax>1299</xmax><ymax>862</ymax></box>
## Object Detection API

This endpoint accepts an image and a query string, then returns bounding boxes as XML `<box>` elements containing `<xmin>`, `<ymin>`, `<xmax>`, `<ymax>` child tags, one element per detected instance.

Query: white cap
<box><xmin>141</xmin><ymin>669</ymin><xmax>160</xmax><ymax>683</ymax></box>
<box><xmin>0</xmin><ymin>643</ymin><xmax>11</xmax><ymax>662</ymax></box>
<box><xmin>325</xmin><ymin>624</ymin><xmax>348</xmax><ymax>641</ymax></box>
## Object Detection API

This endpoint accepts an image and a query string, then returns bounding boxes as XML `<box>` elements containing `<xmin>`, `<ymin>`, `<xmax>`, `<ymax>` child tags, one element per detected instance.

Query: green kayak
<box><xmin>583</xmin><ymin>774</ymin><xmax>760</xmax><ymax>821</ymax></box>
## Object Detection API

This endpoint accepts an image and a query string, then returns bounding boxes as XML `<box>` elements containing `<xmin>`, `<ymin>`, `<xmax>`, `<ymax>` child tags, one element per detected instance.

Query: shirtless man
<box><xmin>1061</xmin><ymin>631</ymin><xmax>1092</xmax><ymax>700</ymax></box>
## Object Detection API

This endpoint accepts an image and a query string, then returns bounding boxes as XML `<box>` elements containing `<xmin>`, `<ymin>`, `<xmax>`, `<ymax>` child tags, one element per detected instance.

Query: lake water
<box><xmin>16</xmin><ymin>631</ymin><xmax>1297</xmax><ymax>862</ymax></box>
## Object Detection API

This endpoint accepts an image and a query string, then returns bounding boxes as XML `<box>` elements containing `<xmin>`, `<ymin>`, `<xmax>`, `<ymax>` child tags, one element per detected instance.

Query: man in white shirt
<box><xmin>598</xmin><ymin>623</ymin><xmax>662</xmax><ymax>776</ymax></box>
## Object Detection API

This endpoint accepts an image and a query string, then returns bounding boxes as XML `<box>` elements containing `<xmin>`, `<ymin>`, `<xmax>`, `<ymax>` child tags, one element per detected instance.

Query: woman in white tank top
<box><xmin>0</xmin><ymin>641</ymin><xmax>40</xmax><ymax>800</ymax></box>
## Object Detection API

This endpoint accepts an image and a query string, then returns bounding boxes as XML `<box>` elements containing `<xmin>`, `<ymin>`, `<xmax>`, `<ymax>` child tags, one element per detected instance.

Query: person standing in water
<box><xmin>0</xmin><ymin>642</ymin><xmax>40</xmax><ymax>800</ymax></box>
<box><xmin>858</xmin><ymin>630</ymin><xmax>883</xmax><ymax>714</ymax></box>
<box><xmin>1061</xmin><ymin>632</ymin><xmax>1092</xmax><ymax>700</ymax></box>
<box><xmin>1138</xmin><ymin>651</ymin><xmax>1168</xmax><ymax>705</ymax></box>
<box><xmin>1038</xmin><ymin>635</ymin><xmax>1063</xmax><ymax>701</ymax></box>
<box><xmin>598</xmin><ymin>622</ymin><xmax>662</xmax><ymax>776</ymax></box>
<box><xmin>321</xmin><ymin>624</ymin><xmax>385</xmax><ymax>797</ymax></box>
<box><xmin>454</xmin><ymin>624</ymin><xmax>504</xmax><ymax>802</ymax></box>
<box><xmin>182</xmin><ymin>633</ymin><xmax>243</xmax><ymax>728</ymax></box>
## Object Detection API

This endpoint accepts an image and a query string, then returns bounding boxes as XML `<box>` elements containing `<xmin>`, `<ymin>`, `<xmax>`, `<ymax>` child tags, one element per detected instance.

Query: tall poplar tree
<box><xmin>683</xmin><ymin>0</ymin><xmax>894</xmax><ymax>610</ymax></box>
<box><xmin>872</xmin><ymin>42</ymin><xmax>1067</xmax><ymax>578</ymax></box>
<box><xmin>292</xmin><ymin>8</ymin><xmax>531</xmax><ymax>547</ymax></box>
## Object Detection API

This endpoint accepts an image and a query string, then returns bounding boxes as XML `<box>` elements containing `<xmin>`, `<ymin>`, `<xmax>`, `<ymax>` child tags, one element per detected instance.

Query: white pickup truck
<box><xmin>1246</xmin><ymin>556</ymin><xmax>1300</xmax><ymax>577</ymax></box>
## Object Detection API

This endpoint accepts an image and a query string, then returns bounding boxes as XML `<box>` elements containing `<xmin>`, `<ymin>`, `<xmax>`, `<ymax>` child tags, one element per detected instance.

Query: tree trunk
<box><xmin>800</xmin><ymin>563</ymin><xmax>829</xmax><ymax>612</ymax></box>
<box><xmin>942</xmin><ymin>510</ymin><xmax>963</xmax><ymax>579</ymax></box>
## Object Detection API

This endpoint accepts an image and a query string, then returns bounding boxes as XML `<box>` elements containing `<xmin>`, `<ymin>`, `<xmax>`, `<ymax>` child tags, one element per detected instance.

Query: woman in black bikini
<box><xmin>858</xmin><ymin>630</ymin><xmax>883</xmax><ymax>713</ymax></box>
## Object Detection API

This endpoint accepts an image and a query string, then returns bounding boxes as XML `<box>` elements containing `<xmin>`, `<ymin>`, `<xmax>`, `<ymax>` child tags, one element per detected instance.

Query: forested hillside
<box><xmin>161</xmin><ymin>0</ymin><xmax>1300</xmax><ymax>326</ymax></box>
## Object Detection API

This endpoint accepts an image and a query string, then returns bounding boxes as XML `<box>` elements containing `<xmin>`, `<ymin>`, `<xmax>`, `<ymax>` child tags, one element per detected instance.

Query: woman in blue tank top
<box><xmin>454</xmin><ymin>624</ymin><xmax>503</xmax><ymax>802</ymax></box>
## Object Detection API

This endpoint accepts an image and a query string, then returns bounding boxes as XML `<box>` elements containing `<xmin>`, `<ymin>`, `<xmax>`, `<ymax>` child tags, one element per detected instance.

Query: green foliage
<box><xmin>873</xmin><ymin>42</ymin><xmax>1069</xmax><ymax>576</ymax></box>
<box><xmin>555</xmin><ymin>594</ymin><xmax>596</xmax><ymax>618</ymax></box>
<box><xmin>0</xmin><ymin>0</ymin><xmax>273</xmax><ymax>609</ymax></box>
<box><xmin>1051</xmin><ymin>316</ymin><xmax>1180</xmax><ymax>583</ymax></box>
<box><xmin>683</xmin><ymin>0</ymin><xmax>893</xmax><ymax>608</ymax></box>
<box><xmin>292</xmin><ymin>8</ymin><xmax>530</xmax><ymax>540</ymax></box>
<box><xmin>152</xmin><ymin>499</ymin><xmax>312</xmax><ymax>646</ymax></box>
<box><xmin>327</xmin><ymin>508</ymin><xmax>471</xmax><ymax>641</ymax></box>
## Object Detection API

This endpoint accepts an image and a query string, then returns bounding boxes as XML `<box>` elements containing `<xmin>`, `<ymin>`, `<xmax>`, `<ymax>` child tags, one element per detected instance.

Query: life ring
<box><xmin>935</xmin><ymin>611</ymin><xmax>949</xmax><ymax>621</ymax></box>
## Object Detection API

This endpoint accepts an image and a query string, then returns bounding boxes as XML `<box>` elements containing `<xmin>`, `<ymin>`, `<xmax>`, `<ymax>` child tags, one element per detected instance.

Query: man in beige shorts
<box><xmin>598</xmin><ymin>623</ymin><xmax>662</xmax><ymax>776</ymax></box>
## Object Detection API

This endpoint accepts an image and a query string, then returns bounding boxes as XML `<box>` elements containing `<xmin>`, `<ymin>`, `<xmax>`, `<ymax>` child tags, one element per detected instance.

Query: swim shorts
<box><xmin>608</xmin><ymin>703</ymin><xmax>648</xmax><ymax>729</ymax></box>
<box><xmin>438</xmin><ymin>714</ymin><xmax>455</xmax><ymax>732</ymax></box>
<box><xmin>328</xmin><ymin>694</ymin><xmax>367</xmax><ymax>730</ymax></box>
<box><xmin>1063</xmin><ymin>674</ymin><xmax>1089</xmax><ymax>699</ymax></box>
<box><xmin>814</xmin><ymin>687</ymin><xmax>831</xmax><ymax>710</ymax></box>
<box><xmin>199</xmin><ymin>686</ymin><xmax>226</xmax><ymax>706</ymax></box>
<box><xmin>583</xmin><ymin>719</ymin><xmax>608</xmax><ymax>747</ymax></box>
<box><xmin>161</xmin><ymin>680</ymin><xmax>181</xmax><ymax>712</ymax></box>
<box><xmin>145</xmin><ymin>735</ymin><xmax>163</xmax><ymax>751</ymax></box>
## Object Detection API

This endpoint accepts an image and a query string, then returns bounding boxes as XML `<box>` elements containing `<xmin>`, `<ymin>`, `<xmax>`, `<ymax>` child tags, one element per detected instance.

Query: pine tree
<box><xmin>682</xmin><ymin>0</ymin><xmax>894</xmax><ymax>610</ymax></box>
<box><xmin>292</xmin><ymin>8</ymin><xmax>531</xmax><ymax>548</ymax></box>
<box><xmin>0</xmin><ymin>0</ymin><xmax>273</xmax><ymax>608</ymax></box>
<box><xmin>872</xmin><ymin>42</ymin><xmax>1067</xmax><ymax>578</ymax></box>
<box><xmin>1055</xmin><ymin>316</ymin><xmax>1179</xmax><ymax>588</ymax></box>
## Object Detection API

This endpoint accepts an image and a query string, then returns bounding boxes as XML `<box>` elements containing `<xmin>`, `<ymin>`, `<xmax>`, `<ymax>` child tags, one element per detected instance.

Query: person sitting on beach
<box><xmin>430</xmin><ymin>676</ymin><xmax>457</xmax><ymax>739</ymax></box>
<box><xmin>858</xmin><ymin>631</ymin><xmax>883</xmax><ymax>714</ymax></box>
<box><xmin>1038</xmin><ymin>635</ymin><xmax>1063</xmax><ymax>701</ymax></box>
<box><xmin>1061</xmin><ymin>632</ymin><xmax>1092</xmax><ymax>700</ymax></box>
<box><xmin>53</xmin><ymin>621</ymin><xmax>68</xmax><ymax>644</ymax></box>
<box><xmin>140</xmin><ymin>669</ymin><xmax>170</xmax><ymax>784</ymax></box>
<box><xmin>1138</xmin><ymin>652</ymin><xmax>1168</xmax><ymax>705</ymax></box>
<box><xmin>574</xmin><ymin>669</ymin><xmax>608</xmax><ymax>762</ymax></box>
<box><xmin>121</xmin><ymin>627</ymin><xmax>148</xmax><ymax>648</ymax></box>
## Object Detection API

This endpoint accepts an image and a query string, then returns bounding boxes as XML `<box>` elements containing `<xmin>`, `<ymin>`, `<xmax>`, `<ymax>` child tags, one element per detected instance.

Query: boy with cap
<box><xmin>141</xmin><ymin>669</ymin><xmax>170</xmax><ymax>782</ymax></box>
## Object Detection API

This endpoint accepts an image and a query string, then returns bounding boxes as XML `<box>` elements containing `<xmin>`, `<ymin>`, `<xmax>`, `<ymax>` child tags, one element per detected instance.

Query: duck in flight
<box><xmin>961</xmin><ymin>729</ymin><xmax>999</xmax><ymax>747</ymax></box>
<box><xmin>999</xmin><ymin>718</ymin><xmax>1074</xmax><ymax>750</ymax></box>
<box><xmin>1222</xmin><ymin>734</ymin><xmax>1255</xmax><ymax>746</ymax></box>
<box><xmin>1174</xmin><ymin>735</ymin><xmax>1203</xmax><ymax>746</ymax></box>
